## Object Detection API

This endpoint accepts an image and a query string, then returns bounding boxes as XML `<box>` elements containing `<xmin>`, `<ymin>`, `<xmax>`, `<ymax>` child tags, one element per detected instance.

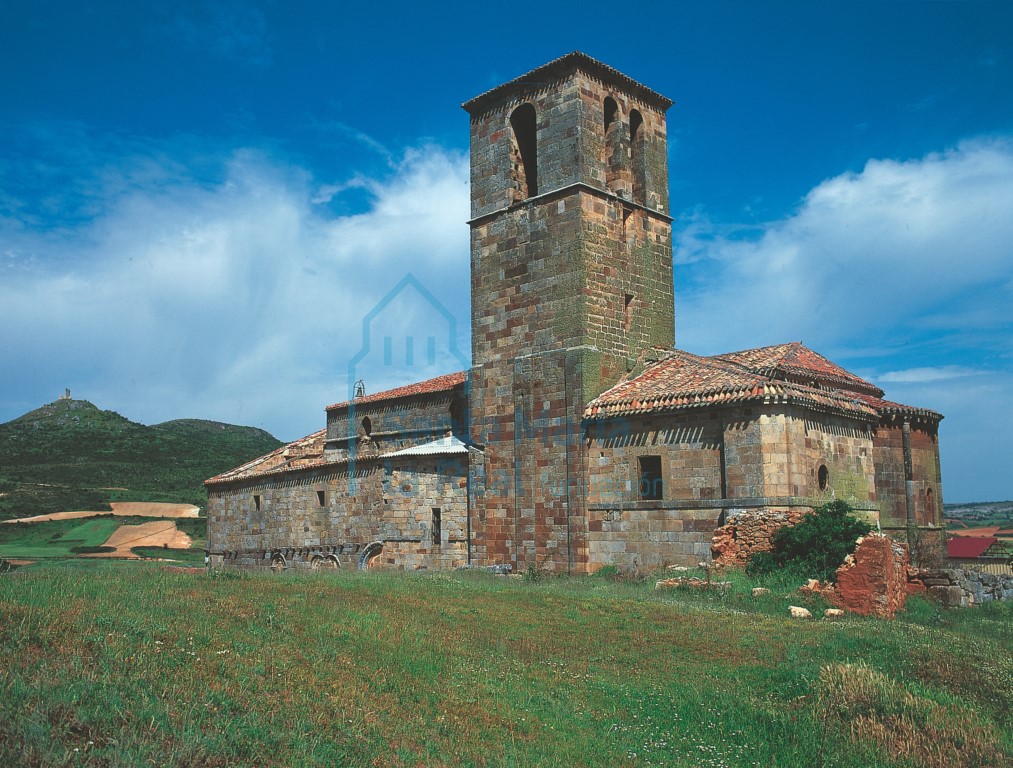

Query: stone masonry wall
<box><xmin>207</xmin><ymin>454</ymin><xmax>468</xmax><ymax>571</ymax></box>
<box><xmin>467</xmin><ymin>63</ymin><xmax>672</xmax><ymax>574</ymax></box>
<box><xmin>790</xmin><ymin>412</ymin><xmax>877</xmax><ymax>505</ymax></box>
<box><xmin>325</xmin><ymin>390</ymin><xmax>462</xmax><ymax>461</ymax></box>
<box><xmin>908</xmin><ymin>567</ymin><xmax>1013</xmax><ymax>607</ymax></box>
<box><xmin>872</xmin><ymin>421</ymin><xmax>943</xmax><ymax>529</ymax></box>
<box><xmin>587</xmin><ymin>504</ymin><xmax>721</xmax><ymax>571</ymax></box>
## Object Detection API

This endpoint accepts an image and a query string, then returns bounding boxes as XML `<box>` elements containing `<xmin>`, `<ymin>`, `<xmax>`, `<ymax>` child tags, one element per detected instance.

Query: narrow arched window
<box><xmin>510</xmin><ymin>103</ymin><xmax>538</xmax><ymax>199</ymax></box>
<box><xmin>603</xmin><ymin>96</ymin><xmax>621</xmax><ymax>192</ymax></box>
<box><xmin>629</xmin><ymin>109</ymin><xmax>646</xmax><ymax>205</ymax></box>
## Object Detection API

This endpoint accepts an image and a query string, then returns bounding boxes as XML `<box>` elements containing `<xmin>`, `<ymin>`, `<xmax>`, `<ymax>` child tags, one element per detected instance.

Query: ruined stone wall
<box><xmin>909</xmin><ymin>567</ymin><xmax>1013</xmax><ymax>606</ymax></box>
<box><xmin>710</xmin><ymin>508</ymin><xmax>807</xmax><ymax>567</ymax></box>
<box><xmin>833</xmin><ymin>534</ymin><xmax>910</xmax><ymax>618</ymax></box>
<box><xmin>207</xmin><ymin>454</ymin><xmax>468</xmax><ymax>571</ymax></box>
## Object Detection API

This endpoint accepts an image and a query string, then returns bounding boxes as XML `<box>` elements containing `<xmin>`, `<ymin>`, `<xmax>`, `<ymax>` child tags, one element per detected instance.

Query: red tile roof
<box><xmin>852</xmin><ymin>392</ymin><xmax>943</xmax><ymax>422</ymax></box>
<box><xmin>205</xmin><ymin>429</ymin><xmax>330</xmax><ymax>485</ymax></box>
<box><xmin>585</xmin><ymin>343</ymin><xmax>942</xmax><ymax>423</ymax></box>
<box><xmin>584</xmin><ymin>349</ymin><xmax>881</xmax><ymax>420</ymax></box>
<box><xmin>715</xmin><ymin>342</ymin><xmax>884</xmax><ymax>397</ymax></box>
<box><xmin>326</xmin><ymin>371</ymin><xmax>467</xmax><ymax>411</ymax></box>
<box><xmin>947</xmin><ymin>536</ymin><xmax>1002</xmax><ymax>559</ymax></box>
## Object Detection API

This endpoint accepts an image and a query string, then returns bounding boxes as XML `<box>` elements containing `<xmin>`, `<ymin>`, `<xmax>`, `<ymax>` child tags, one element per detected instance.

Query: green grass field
<box><xmin>0</xmin><ymin>515</ymin><xmax>206</xmax><ymax>563</ymax></box>
<box><xmin>1</xmin><ymin>565</ymin><xmax>1009</xmax><ymax>767</ymax></box>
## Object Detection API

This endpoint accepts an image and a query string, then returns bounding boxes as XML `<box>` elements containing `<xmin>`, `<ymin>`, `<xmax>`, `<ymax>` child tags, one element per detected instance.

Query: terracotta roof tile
<box><xmin>715</xmin><ymin>342</ymin><xmax>884</xmax><ymax>397</ymax></box>
<box><xmin>584</xmin><ymin>349</ymin><xmax>880</xmax><ymax>420</ymax></box>
<box><xmin>205</xmin><ymin>429</ymin><xmax>328</xmax><ymax>486</ymax></box>
<box><xmin>326</xmin><ymin>371</ymin><xmax>467</xmax><ymax>411</ymax></box>
<box><xmin>852</xmin><ymin>393</ymin><xmax>943</xmax><ymax>422</ymax></box>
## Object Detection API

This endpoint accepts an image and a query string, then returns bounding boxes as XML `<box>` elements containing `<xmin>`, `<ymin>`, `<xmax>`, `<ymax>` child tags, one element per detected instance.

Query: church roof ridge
<box><xmin>462</xmin><ymin>51</ymin><xmax>673</xmax><ymax>115</ymax></box>
<box><xmin>326</xmin><ymin>371</ymin><xmax>467</xmax><ymax>412</ymax></box>
<box><xmin>584</xmin><ymin>346</ymin><xmax>882</xmax><ymax>421</ymax></box>
<box><xmin>713</xmin><ymin>341</ymin><xmax>884</xmax><ymax>397</ymax></box>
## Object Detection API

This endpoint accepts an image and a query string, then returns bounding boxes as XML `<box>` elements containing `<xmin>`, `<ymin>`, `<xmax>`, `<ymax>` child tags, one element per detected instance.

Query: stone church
<box><xmin>206</xmin><ymin>53</ymin><xmax>943</xmax><ymax>573</ymax></box>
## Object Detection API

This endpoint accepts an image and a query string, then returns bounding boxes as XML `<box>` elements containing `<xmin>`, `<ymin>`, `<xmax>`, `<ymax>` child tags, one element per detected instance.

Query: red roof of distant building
<box><xmin>326</xmin><ymin>371</ymin><xmax>467</xmax><ymax>411</ymax></box>
<box><xmin>947</xmin><ymin>537</ymin><xmax>1000</xmax><ymax>558</ymax></box>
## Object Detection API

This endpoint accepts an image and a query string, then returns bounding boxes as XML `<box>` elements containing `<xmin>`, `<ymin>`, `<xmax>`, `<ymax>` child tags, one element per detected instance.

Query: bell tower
<box><xmin>463</xmin><ymin>52</ymin><xmax>674</xmax><ymax>572</ymax></box>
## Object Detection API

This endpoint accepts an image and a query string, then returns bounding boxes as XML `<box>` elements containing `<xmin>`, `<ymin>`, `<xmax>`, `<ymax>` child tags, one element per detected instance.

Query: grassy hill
<box><xmin>0</xmin><ymin>399</ymin><xmax>282</xmax><ymax>520</ymax></box>
<box><xmin>0</xmin><ymin>565</ymin><xmax>1009</xmax><ymax>767</ymax></box>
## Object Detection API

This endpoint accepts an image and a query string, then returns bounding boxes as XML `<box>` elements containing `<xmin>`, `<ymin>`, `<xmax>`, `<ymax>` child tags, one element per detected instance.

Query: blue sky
<box><xmin>1</xmin><ymin>1</ymin><xmax>1011</xmax><ymax>502</ymax></box>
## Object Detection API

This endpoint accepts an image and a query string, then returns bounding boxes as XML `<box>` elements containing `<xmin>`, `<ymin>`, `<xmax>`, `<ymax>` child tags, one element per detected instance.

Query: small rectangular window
<box><xmin>316</xmin><ymin>490</ymin><xmax>326</xmax><ymax>507</ymax></box>
<box><xmin>253</xmin><ymin>494</ymin><xmax>262</xmax><ymax>511</ymax></box>
<box><xmin>432</xmin><ymin>507</ymin><xmax>442</xmax><ymax>547</ymax></box>
<box><xmin>638</xmin><ymin>456</ymin><xmax>663</xmax><ymax>500</ymax></box>
<box><xmin>624</xmin><ymin>293</ymin><xmax>634</xmax><ymax>331</ymax></box>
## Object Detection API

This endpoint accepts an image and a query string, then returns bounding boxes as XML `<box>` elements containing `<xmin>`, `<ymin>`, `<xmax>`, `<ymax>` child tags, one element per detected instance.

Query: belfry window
<box><xmin>630</xmin><ymin>109</ymin><xmax>646</xmax><ymax>205</ymax></box>
<box><xmin>603</xmin><ymin>96</ymin><xmax>621</xmax><ymax>191</ymax></box>
<box><xmin>510</xmin><ymin>103</ymin><xmax>538</xmax><ymax>198</ymax></box>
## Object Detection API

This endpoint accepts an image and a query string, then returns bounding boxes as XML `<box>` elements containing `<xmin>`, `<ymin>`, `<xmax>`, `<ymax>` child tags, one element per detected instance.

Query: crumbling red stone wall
<box><xmin>711</xmin><ymin>508</ymin><xmax>806</xmax><ymax>567</ymax></box>
<box><xmin>832</xmin><ymin>534</ymin><xmax>910</xmax><ymax>618</ymax></box>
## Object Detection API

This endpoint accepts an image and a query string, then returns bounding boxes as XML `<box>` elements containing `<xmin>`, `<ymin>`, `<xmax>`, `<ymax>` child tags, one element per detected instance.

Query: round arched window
<box><xmin>817</xmin><ymin>464</ymin><xmax>830</xmax><ymax>492</ymax></box>
<box><xmin>361</xmin><ymin>416</ymin><xmax>372</xmax><ymax>436</ymax></box>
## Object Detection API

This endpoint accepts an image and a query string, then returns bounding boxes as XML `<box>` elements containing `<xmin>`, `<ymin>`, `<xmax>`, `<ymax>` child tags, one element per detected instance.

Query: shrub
<box><xmin>746</xmin><ymin>500</ymin><xmax>872</xmax><ymax>582</ymax></box>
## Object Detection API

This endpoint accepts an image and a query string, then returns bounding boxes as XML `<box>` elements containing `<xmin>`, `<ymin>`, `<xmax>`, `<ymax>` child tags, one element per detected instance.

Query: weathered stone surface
<box><xmin>907</xmin><ymin>566</ymin><xmax>1013</xmax><ymax>606</ymax></box>
<box><xmin>833</xmin><ymin>534</ymin><xmax>909</xmax><ymax>618</ymax></box>
<box><xmin>711</xmin><ymin>509</ymin><xmax>805</xmax><ymax>567</ymax></box>
<box><xmin>824</xmin><ymin>608</ymin><xmax>845</xmax><ymax>619</ymax></box>
<box><xmin>751</xmin><ymin>587</ymin><xmax>770</xmax><ymax>597</ymax></box>
<box><xmin>789</xmin><ymin>606</ymin><xmax>812</xmax><ymax>619</ymax></box>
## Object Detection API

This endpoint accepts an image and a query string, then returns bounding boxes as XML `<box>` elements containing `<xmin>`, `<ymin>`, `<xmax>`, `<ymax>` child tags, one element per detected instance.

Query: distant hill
<box><xmin>0</xmin><ymin>399</ymin><xmax>282</xmax><ymax>520</ymax></box>
<box><xmin>943</xmin><ymin>500</ymin><xmax>1013</xmax><ymax>529</ymax></box>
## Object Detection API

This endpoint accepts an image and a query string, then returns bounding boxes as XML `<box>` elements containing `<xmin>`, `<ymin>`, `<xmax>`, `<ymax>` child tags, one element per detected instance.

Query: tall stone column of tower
<box><xmin>463</xmin><ymin>53</ymin><xmax>675</xmax><ymax>573</ymax></box>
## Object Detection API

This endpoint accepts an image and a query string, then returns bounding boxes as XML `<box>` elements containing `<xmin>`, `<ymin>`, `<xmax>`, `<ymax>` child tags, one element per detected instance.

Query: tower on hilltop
<box><xmin>463</xmin><ymin>52</ymin><xmax>675</xmax><ymax>572</ymax></box>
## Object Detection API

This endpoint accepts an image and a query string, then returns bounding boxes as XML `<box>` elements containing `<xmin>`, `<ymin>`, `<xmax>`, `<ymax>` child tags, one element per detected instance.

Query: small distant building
<box><xmin>205</xmin><ymin>52</ymin><xmax>945</xmax><ymax>573</ymax></box>
<box><xmin>947</xmin><ymin>536</ymin><xmax>1009</xmax><ymax>560</ymax></box>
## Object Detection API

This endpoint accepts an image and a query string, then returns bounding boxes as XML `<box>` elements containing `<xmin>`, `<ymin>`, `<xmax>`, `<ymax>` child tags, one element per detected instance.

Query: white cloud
<box><xmin>0</xmin><ymin>144</ymin><xmax>470</xmax><ymax>440</ymax></box>
<box><xmin>877</xmin><ymin>366</ymin><xmax>980</xmax><ymax>384</ymax></box>
<box><xmin>676</xmin><ymin>137</ymin><xmax>1013</xmax><ymax>355</ymax></box>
